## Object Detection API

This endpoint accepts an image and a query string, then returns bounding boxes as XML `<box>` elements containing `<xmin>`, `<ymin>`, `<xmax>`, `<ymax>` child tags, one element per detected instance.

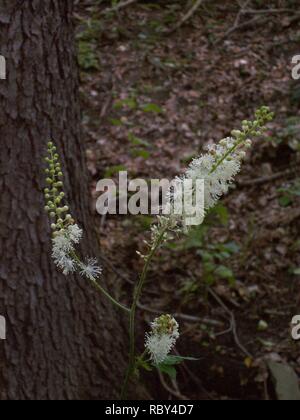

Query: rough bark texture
<box><xmin>0</xmin><ymin>0</ymin><xmax>127</xmax><ymax>400</ymax></box>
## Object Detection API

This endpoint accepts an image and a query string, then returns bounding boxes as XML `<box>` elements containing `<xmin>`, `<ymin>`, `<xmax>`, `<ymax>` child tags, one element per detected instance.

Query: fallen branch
<box><xmin>242</xmin><ymin>8</ymin><xmax>296</xmax><ymax>14</ymax></box>
<box><xmin>101</xmin><ymin>0</ymin><xmax>138</xmax><ymax>15</ymax></box>
<box><xmin>217</xmin><ymin>15</ymin><xmax>262</xmax><ymax>44</ymax></box>
<box><xmin>238</xmin><ymin>166</ymin><xmax>298</xmax><ymax>187</ymax></box>
<box><xmin>137</xmin><ymin>302</ymin><xmax>224</xmax><ymax>327</ymax></box>
<box><xmin>158</xmin><ymin>370</ymin><xmax>188</xmax><ymax>400</ymax></box>
<box><xmin>208</xmin><ymin>288</ymin><xmax>253</xmax><ymax>358</ymax></box>
<box><xmin>167</xmin><ymin>0</ymin><xmax>204</xmax><ymax>34</ymax></box>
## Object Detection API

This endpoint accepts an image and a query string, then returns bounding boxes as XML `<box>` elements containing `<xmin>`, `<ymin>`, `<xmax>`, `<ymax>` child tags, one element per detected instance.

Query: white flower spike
<box><xmin>145</xmin><ymin>315</ymin><xmax>179</xmax><ymax>365</ymax></box>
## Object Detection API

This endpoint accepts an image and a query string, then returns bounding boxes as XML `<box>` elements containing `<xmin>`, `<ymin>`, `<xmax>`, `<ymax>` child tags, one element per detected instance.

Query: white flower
<box><xmin>80</xmin><ymin>258</ymin><xmax>102</xmax><ymax>280</ymax></box>
<box><xmin>152</xmin><ymin>137</ymin><xmax>247</xmax><ymax>236</ymax></box>
<box><xmin>54</xmin><ymin>254</ymin><xmax>76</xmax><ymax>276</ymax></box>
<box><xmin>145</xmin><ymin>334</ymin><xmax>177</xmax><ymax>365</ymax></box>
<box><xmin>185</xmin><ymin>137</ymin><xmax>243</xmax><ymax>212</ymax></box>
<box><xmin>145</xmin><ymin>315</ymin><xmax>179</xmax><ymax>365</ymax></box>
<box><xmin>67</xmin><ymin>224</ymin><xmax>83</xmax><ymax>244</ymax></box>
<box><xmin>52</xmin><ymin>232</ymin><xmax>74</xmax><ymax>254</ymax></box>
<box><xmin>51</xmin><ymin>225</ymin><xmax>83</xmax><ymax>276</ymax></box>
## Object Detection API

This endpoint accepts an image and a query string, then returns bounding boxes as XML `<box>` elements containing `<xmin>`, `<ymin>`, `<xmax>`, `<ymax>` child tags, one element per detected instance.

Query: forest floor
<box><xmin>76</xmin><ymin>0</ymin><xmax>300</xmax><ymax>400</ymax></box>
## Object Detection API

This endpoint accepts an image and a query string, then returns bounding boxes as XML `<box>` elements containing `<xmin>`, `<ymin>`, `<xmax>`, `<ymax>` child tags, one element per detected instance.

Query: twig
<box><xmin>238</xmin><ymin>167</ymin><xmax>297</xmax><ymax>187</ymax></box>
<box><xmin>174</xmin><ymin>349</ymin><xmax>214</xmax><ymax>400</ymax></box>
<box><xmin>137</xmin><ymin>302</ymin><xmax>224</xmax><ymax>327</ymax></box>
<box><xmin>208</xmin><ymin>288</ymin><xmax>253</xmax><ymax>358</ymax></box>
<box><xmin>167</xmin><ymin>0</ymin><xmax>204</xmax><ymax>34</ymax></box>
<box><xmin>242</xmin><ymin>8</ymin><xmax>295</xmax><ymax>14</ymax></box>
<box><xmin>216</xmin><ymin>15</ymin><xmax>264</xmax><ymax>44</ymax></box>
<box><xmin>220</xmin><ymin>0</ymin><xmax>252</xmax><ymax>41</ymax></box>
<box><xmin>101</xmin><ymin>0</ymin><xmax>138</xmax><ymax>15</ymax></box>
<box><xmin>234</xmin><ymin>0</ymin><xmax>252</xmax><ymax>27</ymax></box>
<box><xmin>158</xmin><ymin>370</ymin><xmax>188</xmax><ymax>400</ymax></box>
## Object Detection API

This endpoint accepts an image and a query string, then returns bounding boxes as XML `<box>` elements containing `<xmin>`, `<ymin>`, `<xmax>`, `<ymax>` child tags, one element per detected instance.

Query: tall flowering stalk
<box><xmin>43</xmin><ymin>142</ymin><xmax>130</xmax><ymax>313</ymax></box>
<box><xmin>121</xmin><ymin>106</ymin><xmax>274</xmax><ymax>397</ymax></box>
<box><xmin>43</xmin><ymin>107</ymin><xmax>274</xmax><ymax>399</ymax></box>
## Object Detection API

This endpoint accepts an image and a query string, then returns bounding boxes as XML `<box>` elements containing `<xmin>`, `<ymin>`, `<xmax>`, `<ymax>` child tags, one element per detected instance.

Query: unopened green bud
<box><xmin>231</xmin><ymin>130</ymin><xmax>241</xmax><ymax>138</ymax></box>
<box><xmin>245</xmin><ymin>139</ymin><xmax>252</xmax><ymax>148</ymax></box>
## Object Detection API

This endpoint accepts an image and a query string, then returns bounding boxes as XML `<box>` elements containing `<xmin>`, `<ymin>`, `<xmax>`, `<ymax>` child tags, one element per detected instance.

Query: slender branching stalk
<box><xmin>120</xmin><ymin>106</ymin><xmax>274</xmax><ymax>398</ymax></box>
<box><xmin>121</xmin><ymin>226</ymin><xmax>169</xmax><ymax>399</ymax></box>
<box><xmin>43</xmin><ymin>142</ymin><xmax>130</xmax><ymax>314</ymax></box>
<box><xmin>43</xmin><ymin>107</ymin><xmax>274</xmax><ymax>400</ymax></box>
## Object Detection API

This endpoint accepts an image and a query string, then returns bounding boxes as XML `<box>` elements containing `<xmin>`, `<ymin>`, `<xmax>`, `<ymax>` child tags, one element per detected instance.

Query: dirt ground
<box><xmin>76</xmin><ymin>0</ymin><xmax>300</xmax><ymax>399</ymax></box>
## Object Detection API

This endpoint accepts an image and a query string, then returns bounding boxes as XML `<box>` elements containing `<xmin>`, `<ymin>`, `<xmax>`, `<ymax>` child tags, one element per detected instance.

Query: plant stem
<box><xmin>209</xmin><ymin>139</ymin><xmax>244</xmax><ymax>174</ymax></box>
<box><xmin>89</xmin><ymin>277</ymin><xmax>130</xmax><ymax>314</ymax></box>
<box><xmin>71</xmin><ymin>251</ymin><xmax>130</xmax><ymax>314</ymax></box>
<box><xmin>121</xmin><ymin>228</ymin><xmax>168</xmax><ymax>399</ymax></box>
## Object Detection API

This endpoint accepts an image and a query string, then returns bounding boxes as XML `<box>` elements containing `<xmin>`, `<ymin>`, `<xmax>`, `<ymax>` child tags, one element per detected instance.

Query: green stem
<box><xmin>71</xmin><ymin>251</ymin><xmax>130</xmax><ymax>314</ymax></box>
<box><xmin>89</xmin><ymin>277</ymin><xmax>130</xmax><ymax>314</ymax></box>
<box><xmin>121</xmin><ymin>228</ymin><xmax>168</xmax><ymax>399</ymax></box>
<box><xmin>209</xmin><ymin>139</ymin><xmax>244</xmax><ymax>175</ymax></box>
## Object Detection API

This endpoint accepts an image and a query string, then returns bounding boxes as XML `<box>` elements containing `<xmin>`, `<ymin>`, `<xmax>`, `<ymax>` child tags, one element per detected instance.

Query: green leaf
<box><xmin>215</xmin><ymin>265</ymin><xmax>234</xmax><ymax>280</ymax></box>
<box><xmin>293</xmin><ymin>268</ymin><xmax>300</xmax><ymax>276</ymax></box>
<box><xmin>158</xmin><ymin>364</ymin><xmax>177</xmax><ymax>380</ymax></box>
<box><xmin>279</xmin><ymin>195</ymin><xmax>293</xmax><ymax>207</ymax></box>
<box><xmin>162</xmin><ymin>355</ymin><xmax>199</xmax><ymax>365</ymax></box>
<box><xmin>131</xmin><ymin>149</ymin><xmax>151</xmax><ymax>159</ymax></box>
<box><xmin>142</xmin><ymin>103</ymin><xmax>163</xmax><ymax>113</ymax></box>
<box><xmin>113</xmin><ymin>98</ymin><xmax>137</xmax><ymax>110</ymax></box>
<box><xmin>221</xmin><ymin>241</ymin><xmax>240</xmax><ymax>254</ymax></box>
<box><xmin>128</xmin><ymin>132</ymin><xmax>151</xmax><ymax>148</ymax></box>
<box><xmin>110</xmin><ymin>118</ymin><xmax>123</xmax><ymax>126</ymax></box>
<box><xmin>104</xmin><ymin>165</ymin><xmax>127</xmax><ymax>178</ymax></box>
<box><xmin>136</xmin><ymin>357</ymin><xmax>152</xmax><ymax>373</ymax></box>
<box><xmin>213</xmin><ymin>204</ymin><xmax>229</xmax><ymax>226</ymax></box>
<box><xmin>214</xmin><ymin>265</ymin><xmax>236</xmax><ymax>286</ymax></box>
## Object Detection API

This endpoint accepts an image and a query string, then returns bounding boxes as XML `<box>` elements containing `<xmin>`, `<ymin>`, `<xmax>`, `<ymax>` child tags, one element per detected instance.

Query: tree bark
<box><xmin>0</xmin><ymin>0</ymin><xmax>127</xmax><ymax>400</ymax></box>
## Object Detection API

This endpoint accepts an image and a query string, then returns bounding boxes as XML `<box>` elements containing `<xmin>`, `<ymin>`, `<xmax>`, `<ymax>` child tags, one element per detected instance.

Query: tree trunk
<box><xmin>0</xmin><ymin>0</ymin><xmax>127</xmax><ymax>400</ymax></box>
